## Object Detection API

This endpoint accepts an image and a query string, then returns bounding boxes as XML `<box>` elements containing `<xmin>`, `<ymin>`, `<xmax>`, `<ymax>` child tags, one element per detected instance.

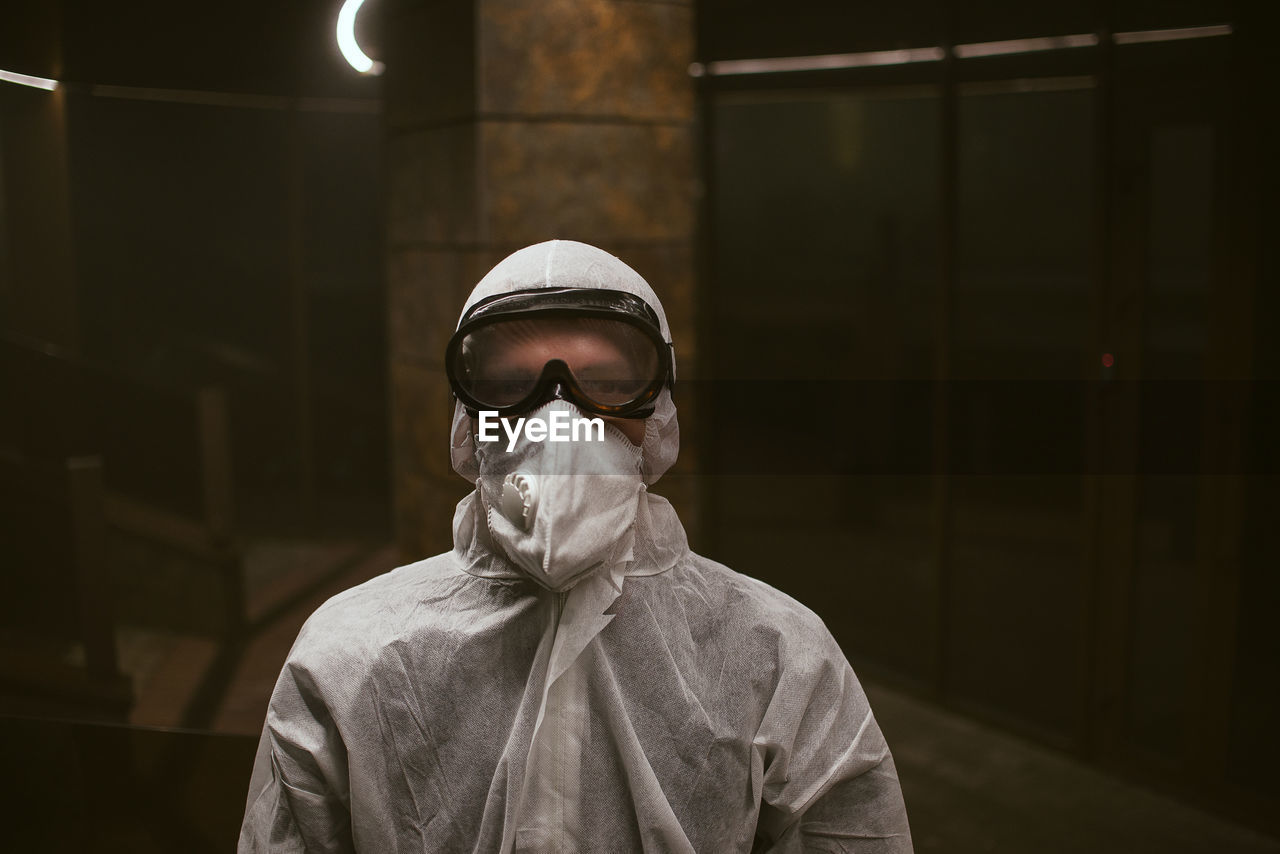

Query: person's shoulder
<box><xmin>670</xmin><ymin>552</ymin><xmax>835</xmax><ymax>642</ymax></box>
<box><xmin>656</xmin><ymin>552</ymin><xmax>850</xmax><ymax>683</ymax></box>
<box><xmin>289</xmin><ymin>551</ymin><xmax>464</xmax><ymax>658</ymax></box>
<box><xmin>674</xmin><ymin>551</ymin><xmax>819</xmax><ymax>616</ymax></box>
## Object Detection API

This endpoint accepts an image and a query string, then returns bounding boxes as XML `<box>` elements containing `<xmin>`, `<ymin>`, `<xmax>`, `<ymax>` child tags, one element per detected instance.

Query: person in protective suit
<box><xmin>239</xmin><ymin>240</ymin><xmax>913</xmax><ymax>853</ymax></box>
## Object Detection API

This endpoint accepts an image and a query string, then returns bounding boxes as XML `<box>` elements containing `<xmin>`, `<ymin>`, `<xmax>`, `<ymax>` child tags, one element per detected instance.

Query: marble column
<box><xmin>383</xmin><ymin>0</ymin><xmax>698</xmax><ymax>560</ymax></box>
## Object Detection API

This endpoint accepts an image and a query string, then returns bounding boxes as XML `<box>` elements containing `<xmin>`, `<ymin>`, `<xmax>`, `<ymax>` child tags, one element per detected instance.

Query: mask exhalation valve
<box><xmin>501</xmin><ymin>473</ymin><xmax>540</xmax><ymax>531</ymax></box>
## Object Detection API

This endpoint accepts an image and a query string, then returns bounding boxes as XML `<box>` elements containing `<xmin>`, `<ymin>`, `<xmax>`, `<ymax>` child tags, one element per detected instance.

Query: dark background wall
<box><xmin>2</xmin><ymin>0</ymin><xmax>389</xmax><ymax>538</ymax></box>
<box><xmin>696</xmin><ymin>0</ymin><xmax>1278</xmax><ymax>832</ymax></box>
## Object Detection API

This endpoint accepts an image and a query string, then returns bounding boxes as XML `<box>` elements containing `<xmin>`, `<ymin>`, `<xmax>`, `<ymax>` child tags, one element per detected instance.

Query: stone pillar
<box><xmin>383</xmin><ymin>0</ymin><xmax>698</xmax><ymax>560</ymax></box>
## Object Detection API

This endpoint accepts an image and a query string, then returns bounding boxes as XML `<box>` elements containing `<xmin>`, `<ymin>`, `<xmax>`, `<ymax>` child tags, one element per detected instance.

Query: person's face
<box><xmin>484</xmin><ymin>325</ymin><xmax>648</xmax><ymax>446</ymax></box>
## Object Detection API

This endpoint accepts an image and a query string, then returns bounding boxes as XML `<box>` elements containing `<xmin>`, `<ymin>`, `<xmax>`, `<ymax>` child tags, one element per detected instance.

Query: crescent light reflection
<box><xmin>337</xmin><ymin>0</ymin><xmax>384</xmax><ymax>75</ymax></box>
<box><xmin>0</xmin><ymin>68</ymin><xmax>59</xmax><ymax>91</ymax></box>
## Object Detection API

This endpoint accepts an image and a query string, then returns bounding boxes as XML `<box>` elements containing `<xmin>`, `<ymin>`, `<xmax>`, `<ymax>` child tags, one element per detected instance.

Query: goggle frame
<box><xmin>445</xmin><ymin>288</ymin><xmax>674</xmax><ymax>419</ymax></box>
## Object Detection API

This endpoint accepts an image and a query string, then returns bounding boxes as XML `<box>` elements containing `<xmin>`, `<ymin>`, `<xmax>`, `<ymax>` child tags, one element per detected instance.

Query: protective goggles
<box><xmin>446</xmin><ymin>288</ymin><xmax>674</xmax><ymax>419</ymax></box>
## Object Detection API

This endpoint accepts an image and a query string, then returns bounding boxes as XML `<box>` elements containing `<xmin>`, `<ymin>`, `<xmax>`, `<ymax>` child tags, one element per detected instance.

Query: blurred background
<box><xmin>1</xmin><ymin>0</ymin><xmax>1277</xmax><ymax>850</ymax></box>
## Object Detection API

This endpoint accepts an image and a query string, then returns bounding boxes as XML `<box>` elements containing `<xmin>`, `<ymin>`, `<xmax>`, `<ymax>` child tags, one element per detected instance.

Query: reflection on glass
<box><xmin>1126</xmin><ymin>124</ymin><xmax>1214</xmax><ymax>760</ymax></box>
<box><xmin>710</xmin><ymin>88</ymin><xmax>941</xmax><ymax>681</ymax></box>
<box><xmin>946</xmin><ymin>84</ymin><xmax>1093</xmax><ymax>742</ymax></box>
<box><xmin>1</xmin><ymin>94</ymin><xmax>390</xmax><ymax>738</ymax></box>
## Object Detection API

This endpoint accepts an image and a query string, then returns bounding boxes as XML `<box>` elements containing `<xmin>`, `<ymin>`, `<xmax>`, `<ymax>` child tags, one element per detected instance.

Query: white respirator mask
<box><xmin>473</xmin><ymin>399</ymin><xmax>645</xmax><ymax>591</ymax></box>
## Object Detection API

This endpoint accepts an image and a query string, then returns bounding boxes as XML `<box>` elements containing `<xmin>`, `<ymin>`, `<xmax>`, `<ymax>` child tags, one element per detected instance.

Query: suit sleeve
<box><xmin>751</xmin><ymin>625</ymin><xmax>913</xmax><ymax>853</ymax></box>
<box><xmin>238</xmin><ymin>651</ymin><xmax>355</xmax><ymax>853</ymax></box>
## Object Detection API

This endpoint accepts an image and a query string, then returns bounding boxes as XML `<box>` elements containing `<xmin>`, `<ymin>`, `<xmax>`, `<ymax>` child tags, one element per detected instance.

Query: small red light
<box><xmin>1101</xmin><ymin>352</ymin><xmax>1114</xmax><ymax>368</ymax></box>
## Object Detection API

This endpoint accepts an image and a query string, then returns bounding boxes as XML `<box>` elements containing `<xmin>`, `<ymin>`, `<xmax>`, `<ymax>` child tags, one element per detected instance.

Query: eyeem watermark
<box><xmin>477</xmin><ymin>410</ymin><xmax>605</xmax><ymax>451</ymax></box>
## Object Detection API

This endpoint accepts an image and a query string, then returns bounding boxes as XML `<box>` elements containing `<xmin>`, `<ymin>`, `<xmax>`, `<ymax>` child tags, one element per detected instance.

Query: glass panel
<box><xmin>1227</xmin><ymin>120</ymin><xmax>1280</xmax><ymax>790</ymax></box>
<box><xmin>1126</xmin><ymin>124</ymin><xmax>1215</xmax><ymax>760</ymax></box>
<box><xmin>0</xmin><ymin>116</ymin><xmax>8</xmax><ymax>301</ymax></box>
<box><xmin>0</xmin><ymin>91</ymin><xmax>388</xmax><ymax>735</ymax></box>
<box><xmin>1230</xmin><ymin>468</ymin><xmax>1280</xmax><ymax>793</ymax></box>
<box><xmin>945</xmin><ymin>83</ymin><xmax>1093</xmax><ymax>741</ymax></box>
<box><xmin>709</xmin><ymin>88</ymin><xmax>941</xmax><ymax>683</ymax></box>
<box><xmin>714</xmin><ymin>88</ymin><xmax>941</xmax><ymax>381</ymax></box>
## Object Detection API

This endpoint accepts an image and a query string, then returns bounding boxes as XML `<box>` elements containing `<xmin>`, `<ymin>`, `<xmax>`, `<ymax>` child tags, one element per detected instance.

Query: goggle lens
<box><xmin>456</xmin><ymin>316</ymin><xmax>661</xmax><ymax>410</ymax></box>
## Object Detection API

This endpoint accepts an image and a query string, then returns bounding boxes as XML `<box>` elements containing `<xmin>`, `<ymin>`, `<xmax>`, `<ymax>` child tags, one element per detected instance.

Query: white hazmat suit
<box><xmin>239</xmin><ymin>240</ymin><xmax>913</xmax><ymax>852</ymax></box>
